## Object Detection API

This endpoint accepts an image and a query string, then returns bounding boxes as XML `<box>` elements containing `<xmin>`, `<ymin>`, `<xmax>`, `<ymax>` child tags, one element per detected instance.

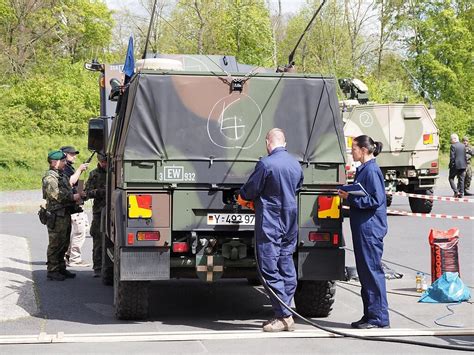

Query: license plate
<box><xmin>207</xmin><ymin>213</ymin><xmax>255</xmax><ymax>225</ymax></box>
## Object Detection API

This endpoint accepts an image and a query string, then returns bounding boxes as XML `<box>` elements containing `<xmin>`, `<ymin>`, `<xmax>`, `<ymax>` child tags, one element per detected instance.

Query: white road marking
<box><xmin>0</xmin><ymin>328</ymin><xmax>472</xmax><ymax>344</ymax></box>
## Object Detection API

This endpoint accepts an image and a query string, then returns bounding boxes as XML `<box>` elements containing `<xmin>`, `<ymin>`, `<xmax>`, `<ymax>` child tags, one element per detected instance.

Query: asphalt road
<box><xmin>0</xmin><ymin>175</ymin><xmax>472</xmax><ymax>354</ymax></box>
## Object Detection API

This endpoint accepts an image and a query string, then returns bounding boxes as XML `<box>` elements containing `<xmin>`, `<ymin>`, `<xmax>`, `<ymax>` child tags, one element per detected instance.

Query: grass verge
<box><xmin>0</xmin><ymin>134</ymin><xmax>90</xmax><ymax>191</ymax></box>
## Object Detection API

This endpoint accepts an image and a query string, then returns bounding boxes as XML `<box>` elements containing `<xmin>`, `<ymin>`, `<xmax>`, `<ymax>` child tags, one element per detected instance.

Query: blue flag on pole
<box><xmin>123</xmin><ymin>36</ymin><xmax>135</xmax><ymax>84</ymax></box>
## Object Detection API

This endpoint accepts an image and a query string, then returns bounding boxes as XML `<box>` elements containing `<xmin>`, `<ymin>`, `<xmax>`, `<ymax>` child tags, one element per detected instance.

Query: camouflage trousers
<box><xmin>47</xmin><ymin>214</ymin><xmax>71</xmax><ymax>272</ymax></box>
<box><xmin>90</xmin><ymin>213</ymin><xmax>103</xmax><ymax>272</ymax></box>
<box><xmin>465</xmin><ymin>165</ymin><xmax>472</xmax><ymax>192</ymax></box>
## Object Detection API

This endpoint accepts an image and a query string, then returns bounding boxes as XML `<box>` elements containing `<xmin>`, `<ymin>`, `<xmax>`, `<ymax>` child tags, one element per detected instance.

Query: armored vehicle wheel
<box><xmin>294</xmin><ymin>280</ymin><xmax>335</xmax><ymax>317</ymax></box>
<box><xmin>101</xmin><ymin>235</ymin><xmax>114</xmax><ymax>286</ymax></box>
<box><xmin>114</xmin><ymin>249</ymin><xmax>149</xmax><ymax>320</ymax></box>
<box><xmin>409</xmin><ymin>189</ymin><xmax>433</xmax><ymax>214</ymax></box>
<box><xmin>386</xmin><ymin>194</ymin><xmax>393</xmax><ymax>207</ymax></box>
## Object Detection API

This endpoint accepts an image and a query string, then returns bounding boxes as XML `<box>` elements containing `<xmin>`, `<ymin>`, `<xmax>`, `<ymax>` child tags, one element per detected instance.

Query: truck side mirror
<box><xmin>88</xmin><ymin>118</ymin><xmax>105</xmax><ymax>152</ymax></box>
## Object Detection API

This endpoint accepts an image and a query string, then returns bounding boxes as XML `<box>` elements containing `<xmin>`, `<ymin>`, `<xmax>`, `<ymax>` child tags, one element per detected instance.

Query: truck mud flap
<box><xmin>120</xmin><ymin>247</ymin><xmax>170</xmax><ymax>281</ymax></box>
<box><xmin>297</xmin><ymin>248</ymin><xmax>345</xmax><ymax>280</ymax></box>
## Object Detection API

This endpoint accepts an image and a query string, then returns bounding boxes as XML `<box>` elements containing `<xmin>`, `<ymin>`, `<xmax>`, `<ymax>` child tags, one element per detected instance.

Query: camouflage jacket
<box><xmin>85</xmin><ymin>164</ymin><xmax>106</xmax><ymax>214</ymax></box>
<box><xmin>466</xmin><ymin>145</ymin><xmax>472</xmax><ymax>163</ymax></box>
<box><xmin>42</xmin><ymin>169</ymin><xmax>74</xmax><ymax>215</ymax></box>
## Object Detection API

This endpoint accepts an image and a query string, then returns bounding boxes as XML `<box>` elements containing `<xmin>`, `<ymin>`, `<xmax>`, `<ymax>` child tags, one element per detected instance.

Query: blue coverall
<box><xmin>240</xmin><ymin>147</ymin><xmax>304</xmax><ymax>318</ymax></box>
<box><xmin>348</xmin><ymin>159</ymin><xmax>389</xmax><ymax>327</ymax></box>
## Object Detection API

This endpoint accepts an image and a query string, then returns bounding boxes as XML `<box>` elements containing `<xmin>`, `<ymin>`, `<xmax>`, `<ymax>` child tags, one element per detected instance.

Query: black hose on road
<box><xmin>253</xmin><ymin>240</ymin><xmax>473</xmax><ymax>352</ymax></box>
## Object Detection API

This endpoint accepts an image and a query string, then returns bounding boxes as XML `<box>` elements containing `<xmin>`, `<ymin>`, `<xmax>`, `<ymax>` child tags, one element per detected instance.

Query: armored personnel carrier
<box><xmin>86</xmin><ymin>55</ymin><xmax>347</xmax><ymax>320</ymax></box>
<box><xmin>340</xmin><ymin>78</ymin><xmax>439</xmax><ymax>213</ymax></box>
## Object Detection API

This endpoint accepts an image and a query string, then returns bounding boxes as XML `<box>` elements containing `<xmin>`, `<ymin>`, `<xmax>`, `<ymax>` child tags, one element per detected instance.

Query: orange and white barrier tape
<box><xmin>341</xmin><ymin>205</ymin><xmax>474</xmax><ymax>220</ymax></box>
<box><xmin>387</xmin><ymin>191</ymin><xmax>473</xmax><ymax>203</ymax></box>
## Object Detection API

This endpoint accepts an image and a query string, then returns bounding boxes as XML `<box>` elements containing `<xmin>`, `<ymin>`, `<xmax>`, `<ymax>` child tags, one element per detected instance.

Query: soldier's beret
<box><xmin>60</xmin><ymin>146</ymin><xmax>80</xmax><ymax>154</ymax></box>
<box><xmin>48</xmin><ymin>150</ymin><xmax>66</xmax><ymax>160</ymax></box>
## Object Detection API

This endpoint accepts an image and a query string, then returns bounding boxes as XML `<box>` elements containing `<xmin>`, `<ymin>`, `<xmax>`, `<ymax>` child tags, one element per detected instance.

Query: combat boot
<box><xmin>262</xmin><ymin>316</ymin><xmax>295</xmax><ymax>332</ymax></box>
<box><xmin>60</xmin><ymin>269</ymin><xmax>76</xmax><ymax>278</ymax></box>
<box><xmin>47</xmin><ymin>271</ymin><xmax>66</xmax><ymax>281</ymax></box>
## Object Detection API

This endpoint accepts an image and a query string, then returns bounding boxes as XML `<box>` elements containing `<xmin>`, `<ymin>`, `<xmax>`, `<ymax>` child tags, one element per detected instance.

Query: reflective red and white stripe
<box><xmin>387</xmin><ymin>191</ymin><xmax>473</xmax><ymax>203</ymax></box>
<box><xmin>341</xmin><ymin>205</ymin><xmax>474</xmax><ymax>220</ymax></box>
<box><xmin>386</xmin><ymin>209</ymin><xmax>474</xmax><ymax>221</ymax></box>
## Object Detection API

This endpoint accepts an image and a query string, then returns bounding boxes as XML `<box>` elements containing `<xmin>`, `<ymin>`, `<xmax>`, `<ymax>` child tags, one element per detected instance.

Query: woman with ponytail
<box><xmin>338</xmin><ymin>135</ymin><xmax>390</xmax><ymax>329</ymax></box>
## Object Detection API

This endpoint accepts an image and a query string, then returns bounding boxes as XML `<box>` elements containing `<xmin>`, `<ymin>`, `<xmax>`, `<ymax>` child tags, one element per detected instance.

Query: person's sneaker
<box><xmin>262</xmin><ymin>316</ymin><xmax>295</xmax><ymax>332</ymax></box>
<box><xmin>350</xmin><ymin>318</ymin><xmax>367</xmax><ymax>328</ymax></box>
<box><xmin>47</xmin><ymin>271</ymin><xmax>66</xmax><ymax>281</ymax></box>
<box><xmin>465</xmin><ymin>191</ymin><xmax>472</xmax><ymax>196</ymax></box>
<box><xmin>68</xmin><ymin>260</ymin><xmax>91</xmax><ymax>267</ymax></box>
<box><xmin>93</xmin><ymin>269</ymin><xmax>101</xmax><ymax>278</ymax></box>
<box><xmin>60</xmin><ymin>269</ymin><xmax>76</xmax><ymax>278</ymax></box>
<box><xmin>356</xmin><ymin>322</ymin><xmax>390</xmax><ymax>329</ymax></box>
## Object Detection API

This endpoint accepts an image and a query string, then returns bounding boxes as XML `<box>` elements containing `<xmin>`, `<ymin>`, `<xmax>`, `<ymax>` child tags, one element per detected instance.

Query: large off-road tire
<box><xmin>386</xmin><ymin>193</ymin><xmax>393</xmax><ymax>207</ymax></box>
<box><xmin>409</xmin><ymin>188</ymin><xmax>433</xmax><ymax>214</ymax></box>
<box><xmin>115</xmin><ymin>281</ymin><xmax>149</xmax><ymax>320</ymax></box>
<box><xmin>113</xmin><ymin>248</ymin><xmax>149</xmax><ymax>320</ymax></box>
<box><xmin>101</xmin><ymin>234</ymin><xmax>114</xmax><ymax>286</ymax></box>
<box><xmin>294</xmin><ymin>280</ymin><xmax>336</xmax><ymax>318</ymax></box>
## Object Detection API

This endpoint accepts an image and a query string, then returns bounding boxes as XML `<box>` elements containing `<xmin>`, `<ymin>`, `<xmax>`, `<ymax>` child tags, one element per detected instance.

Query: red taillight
<box><xmin>333</xmin><ymin>233</ymin><xmax>339</xmax><ymax>245</ymax></box>
<box><xmin>172</xmin><ymin>242</ymin><xmax>189</xmax><ymax>253</ymax></box>
<box><xmin>137</xmin><ymin>231</ymin><xmax>160</xmax><ymax>241</ymax></box>
<box><xmin>429</xmin><ymin>168</ymin><xmax>439</xmax><ymax>174</ymax></box>
<box><xmin>431</xmin><ymin>162</ymin><xmax>438</xmax><ymax>167</ymax></box>
<box><xmin>309</xmin><ymin>232</ymin><xmax>330</xmax><ymax>242</ymax></box>
<box><xmin>127</xmin><ymin>232</ymin><xmax>135</xmax><ymax>245</ymax></box>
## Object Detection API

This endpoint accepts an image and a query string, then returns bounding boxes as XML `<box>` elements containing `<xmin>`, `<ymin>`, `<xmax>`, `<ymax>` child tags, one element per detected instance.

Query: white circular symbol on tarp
<box><xmin>207</xmin><ymin>94</ymin><xmax>263</xmax><ymax>149</ymax></box>
<box><xmin>359</xmin><ymin>112</ymin><xmax>374</xmax><ymax>127</ymax></box>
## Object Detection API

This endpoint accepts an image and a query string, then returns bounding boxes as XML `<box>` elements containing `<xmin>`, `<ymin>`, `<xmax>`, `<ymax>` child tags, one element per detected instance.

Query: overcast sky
<box><xmin>104</xmin><ymin>0</ymin><xmax>305</xmax><ymax>14</ymax></box>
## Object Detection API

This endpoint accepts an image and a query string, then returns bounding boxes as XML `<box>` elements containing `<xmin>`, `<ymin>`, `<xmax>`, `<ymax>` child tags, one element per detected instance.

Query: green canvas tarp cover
<box><xmin>120</xmin><ymin>72</ymin><xmax>345</xmax><ymax>164</ymax></box>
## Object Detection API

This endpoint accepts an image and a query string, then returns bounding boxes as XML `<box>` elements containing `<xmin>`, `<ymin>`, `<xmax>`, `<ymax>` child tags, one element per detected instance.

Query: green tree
<box><xmin>401</xmin><ymin>0</ymin><xmax>473</xmax><ymax>110</ymax></box>
<box><xmin>160</xmin><ymin>0</ymin><xmax>274</xmax><ymax>66</ymax></box>
<box><xmin>0</xmin><ymin>60</ymin><xmax>100</xmax><ymax>137</ymax></box>
<box><xmin>56</xmin><ymin>0</ymin><xmax>114</xmax><ymax>62</ymax></box>
<box><xmin>278</xmin><ymin>0</ymin><xmax>383</xmax><ymax>77</ymax></box>
<box><xmin>0</xmin><ymin>0</ymin><xmax>114</xmax><ymax>77</ymax></box>
<box><xmin>374</xmin><ymin>0</ymin><xmax>404</xmax><ymax>77</ymax></box>
<box><xmin>434</xmin><ymin>101</ymin><xmax>473</xmax><ymax>152</ymax></box>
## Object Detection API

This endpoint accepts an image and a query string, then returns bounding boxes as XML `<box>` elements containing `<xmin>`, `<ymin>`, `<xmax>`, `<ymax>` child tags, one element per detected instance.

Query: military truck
<box><xmin>339</xmin><ymin>78</ymin><xmax>439</xmax><ymax>213</ymax></box>
<box><xmin>86</xmin><ymin>55</ymin><xmax>347</xmax><ymax>320</ymax></box>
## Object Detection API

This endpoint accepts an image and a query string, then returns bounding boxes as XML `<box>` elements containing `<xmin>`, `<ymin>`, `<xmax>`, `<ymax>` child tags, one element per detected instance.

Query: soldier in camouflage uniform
<box><xmin>85</xmin><ymin>153</ymin><xmax>107</xmax><ymax>277</ymax></box>
<box><xmin>42</xmin><ymin>150</ymin><xmax>84</xmax><ymax>281</ymax></box>
<box><xmin>463</xmin><ymin>137</ymin><xmax>472</xmax><ymax>195</ymax></box>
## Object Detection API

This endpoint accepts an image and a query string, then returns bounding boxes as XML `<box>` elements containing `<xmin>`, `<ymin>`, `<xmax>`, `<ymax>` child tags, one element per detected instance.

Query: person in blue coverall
<box><xmin>338</xmin><ymin>135</ymin><xmax>390</xmax><ymax>329</ymax></box>
<box><xmin>239</xmin><ymin>128</ymin><xmax>304</xmax><ymax>332</ymax></box>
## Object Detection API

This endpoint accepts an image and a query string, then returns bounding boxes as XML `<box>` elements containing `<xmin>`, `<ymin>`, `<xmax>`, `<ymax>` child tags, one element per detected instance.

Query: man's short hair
<box><xmin>462</xmin><ymin>136</ymin><xmax>469</xmax><ymax>143</ymax></box>
<box><xmin>266</xmin><ymin>128</ymin><xmax>286</xmax><ymax>145</ymax></box>
<box><xmin>451</xmin><ymin>133</ymin><xmax>459</xmax><ymax>142</ymax></box>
